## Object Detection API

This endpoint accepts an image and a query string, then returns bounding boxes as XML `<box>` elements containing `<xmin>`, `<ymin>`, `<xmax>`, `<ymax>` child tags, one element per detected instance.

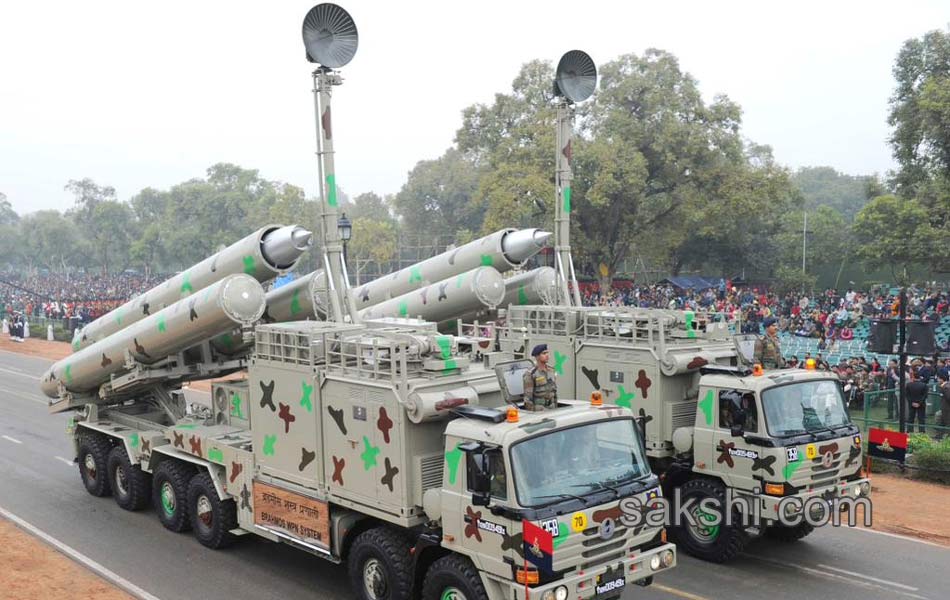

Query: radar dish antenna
<box><xmin>301</xmin><ymin>4</ymin><xmax>362</xmax><ymax>324</ymax></box>
<box><xmin>554</xmin><ymin>50</ymin><xmax>597</xmax><ymax>103</ymax></box>
<box><xmin>302</xmin><ymin>3</ymin><xmax>359</xmax><ymax>68</ymax></box>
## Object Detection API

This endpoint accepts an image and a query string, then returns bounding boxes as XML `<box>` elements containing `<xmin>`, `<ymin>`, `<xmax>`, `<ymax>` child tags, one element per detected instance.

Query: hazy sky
<box><xmin>2</xmin><ymin>1</ymin><xmax>948</xmax><ymax>216</ymax></box>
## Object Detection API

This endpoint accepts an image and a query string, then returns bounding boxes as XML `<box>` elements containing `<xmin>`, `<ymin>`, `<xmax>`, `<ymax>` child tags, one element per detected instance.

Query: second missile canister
<box><xmin>41</xmin><ymin>274</ymin><xmax>266</xmax><ymax>397</ymax></box>
<box><xmin>352</xmin><ymin>228</ymin><xmax>550</xmax><ymax>310</ymax></box>
<box><xmin>210</xmin><ymin>270</ymin><xmax>326</xmax><ymax>355</ymax></box>
<box><xmin>359</xmin><ymin>266</ymin><xmax>506</xmax><ymax>323</ymax></box>
<box><xmin>72</xmin><ymin>224</ymin><xmax>311</xmax><ymax>352</ymax></box>
<box><xmin>438</xmin><ymin>266</ymin><xmax>559</xmax><ymax>330</ymax></box>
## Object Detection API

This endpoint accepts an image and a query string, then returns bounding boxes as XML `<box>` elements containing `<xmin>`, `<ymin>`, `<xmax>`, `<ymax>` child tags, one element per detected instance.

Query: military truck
<box><xmin>493</xmin><ymin>305</ymin><xmax>871</xmax><ymax>562</ymax></box>
<box><xmin>51</xmin><ymin>318</ymin><xmax>675</xmax><ymax>599</ymax></box>
<box><xmin>42</xmin><ymin>5</ymin><xmax>677</xmax><ymax>599</ymax></box>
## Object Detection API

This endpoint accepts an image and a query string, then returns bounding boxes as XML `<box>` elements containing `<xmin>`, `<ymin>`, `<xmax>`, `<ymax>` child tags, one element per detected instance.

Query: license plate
<box><xmin>595</xmin><ymin>566</ymin><xmax>625</xmax><ymax>598</ymax></box>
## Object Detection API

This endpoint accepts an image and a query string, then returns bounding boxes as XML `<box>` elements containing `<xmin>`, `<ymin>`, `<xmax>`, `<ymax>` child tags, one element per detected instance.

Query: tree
<box><xmin>575</xmin><ymin>50</ymin><xmax>757</xmax><ymax>285</ymax></box>
<box><xmin>347</xmin><ymin>192</ymin><xmax>393</xmax><ymax>223</ymax></box>
<box><xmin>391</xmin><ymin>148</ymin><xmax>485</xmax><ymax>238</ymax></box>
<box><xmin>790</xmin><ymin>166</ymin><xmax>879</xmax><ymax>221</ymax></box>
<box><xmin>17</xmin><ymin>210</ymin><xmax>80</xmax><ymax>272</ymax></box>
<box><xmin>888</xmin><ymin>28</ymin><xmax>950</xmax><ymax>196</ymax></box>
<box><xmin>852</xmin><ymin>195</ymin><xmax>944</xmax><ymax>281</ymax></box>
<box><xmin>0</xmin><ymin>192</ymin><xmax>18</xmax><ymax>226</ymax></box>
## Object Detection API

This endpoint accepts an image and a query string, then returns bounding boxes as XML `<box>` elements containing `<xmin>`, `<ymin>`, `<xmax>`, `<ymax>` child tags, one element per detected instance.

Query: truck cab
<box><xmin>670</xmin><ymin>366</ymin><xmax>870</xmax><ymax>561</ymax></box>
<box><xmin>427</xmin><ymin>398</ymin><xmax>676</xmax><ymax>600</ymax></box>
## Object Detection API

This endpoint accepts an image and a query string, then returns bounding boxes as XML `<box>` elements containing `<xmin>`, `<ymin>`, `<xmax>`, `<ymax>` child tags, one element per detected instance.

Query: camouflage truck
<box><xmin>495</xmin><ymin>304</ymin><xmax>871</xmax><ymax>562</ymax></box>
<box><xmin>57</xmin><ymin>318</ymin><xmax>675</xmax><ymax>600</ymax></box>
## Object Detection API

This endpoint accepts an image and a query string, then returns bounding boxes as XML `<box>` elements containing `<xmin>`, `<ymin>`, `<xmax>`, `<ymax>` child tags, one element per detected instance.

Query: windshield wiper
<box><xmin>533</xmin><ymin>493</ymin><xmax>589</xmax><ymax>507</ymax></box>
<box><xmin>570</xmin><ymin>481</ymin><xmax>621</xmax><ymax>498</ymax></box>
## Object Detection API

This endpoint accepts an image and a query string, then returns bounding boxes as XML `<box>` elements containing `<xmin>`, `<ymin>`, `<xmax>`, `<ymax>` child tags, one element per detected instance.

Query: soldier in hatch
<box><xmin>754</xmin><ymin>316</ymin><xmax>786</xmax><ymax>369</ymax></box>
<box><xmin>523</xmin><ymin>344</ymin><xmax>558</xmax><ymax>411</ymax></box>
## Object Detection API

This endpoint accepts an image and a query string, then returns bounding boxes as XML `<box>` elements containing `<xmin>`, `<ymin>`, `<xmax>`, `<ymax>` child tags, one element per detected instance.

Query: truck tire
<box><xmin>347</xmin><ymin>527</ymin><xmax>412</xmax><ymax>600</ymax></box>
<box><xmin>668</xmin><ymin>478</ymin><xmax>747</xmax><ymax>563</ymax></box>
<box><xmin>765</xmin><ymin>521</ymin><xmax>814</xmax><ymax>542</ymax></box>
<box><xmin>187</xmin><ymin>471</ymin><xmax>237</xmax><ymax>549</ymax></box>
<box><xmin>152</xmin><ymin>460</ymin><xmax>195</xmax><ymax>532</ymax></box>
<box><xmin>107</xmin><ymin>445</ymin><xmax>151</xmax><ymax>511</ymax></box>
<box><xmin>77</xmin><ymin>432</ymin><xmax>112</xmax><ymax>497</ymax></box>
<box><xmin>421</xmin><ymin>555</ymin><xmax>489</xmax><ymax>600</ymax></box>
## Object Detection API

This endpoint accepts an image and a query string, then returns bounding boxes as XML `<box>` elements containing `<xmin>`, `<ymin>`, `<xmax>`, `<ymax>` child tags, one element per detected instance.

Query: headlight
<box><xmin>555</xmin><ymin>586</ymin><xmax>568</xmax><ymax>600</ymax></box>
<box><xmin>784</xmin><ymin>502</ymin><xmax>798</xmax><ymax>516</ymax></box>
<box><xmin>661</xmin><ymin>550</ymin><xmax>675</xmax><ymax>568</ymax></box>
<box><xmin>860</xmin><ymin>482</ymin><xmax>870</xmax><ymax>496</ymax></box>
<box><xmin>541</xmin><ymin>591</ymin><xmax>554</xmax><ymax>600</ymax></box>
<box><xmin>650</xmin><ymin>555</ymin><xmax>662</xmax><ymax>570</ymax></box>
<box><xmin>853</xmin><ymin>485</ymin><xmax>861</xmax><ymax>497</ymax></box>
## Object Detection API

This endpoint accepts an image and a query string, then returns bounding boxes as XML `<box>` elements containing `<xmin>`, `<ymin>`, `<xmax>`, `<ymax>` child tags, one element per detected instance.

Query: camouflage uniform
<box><xmin>753</xmin><ymin>334</ymin><xmax>786</xmax><ymax>369</ymax></box>
<box><xmin>523</xmin><ymin>365</ymin><xmax>557</xmax><ymax>411</ymax></box>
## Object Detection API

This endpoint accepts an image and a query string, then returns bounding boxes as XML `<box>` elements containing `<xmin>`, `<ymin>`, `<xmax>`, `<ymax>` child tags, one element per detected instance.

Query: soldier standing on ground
<box><xmin>523</xmin><ymin>344</ymin><xmax>557</xmax><ymax>411</ymax></box>
<box><xmin>753</xmin><ymin>317</ymin><xmax>786</xmax><ymax>369</ymax></box>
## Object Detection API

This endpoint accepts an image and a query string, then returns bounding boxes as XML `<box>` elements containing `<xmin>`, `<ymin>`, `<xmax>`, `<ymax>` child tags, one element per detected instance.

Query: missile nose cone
<box><xmin>532</xmin><ymin>230</ymin><xmax>553</xmax><ymax>247</ymax></box>
<box><xmin>500</xmin><ymin>228</ymin><xmax>553</xmax><ymax>264</ymax></box>
<box><xmin>291</xmin><ymin>227</ymin><xmax>314</xmax><ymax>250</ymax></box>
<box><xmin>261</xmin><ymin>225</ymin><xmax>313</xmax><ymax>268</ymax></box>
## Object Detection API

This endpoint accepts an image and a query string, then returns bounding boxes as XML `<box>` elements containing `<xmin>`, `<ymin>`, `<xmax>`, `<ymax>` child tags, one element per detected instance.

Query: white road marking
<box><xmin>652</xmin><ymin>583</ymin><xmax>713</xmax><ymax>600</ymax></box>
<box><xmin>817</xmin><ymin>564</ymin><xmax>919</xmax><ymax>591</ymax></box>
<box><xmin>0</xmin><ymin>365</ymin><xmax>40</xmax><ymax>380</ymax></box>
<box><xmin>2</xmin><ymin>435</ymin><xmax>23</xmax><ymax>444</ymax></box>
<box><xmin>0</xmin><ymin>505</ymin><xmax>163</xmax><ymax>600</ymax></box>
<box><xmin>745</xmin><ymin>554</ymin><xmax>929</xmax><ymax>600</ymax></box>
<box><xmin>846</xmin><ymin>524</ymin><xmax>950</xmax><ymax>549</ymax></box>
<box><xmin>5</xmin><ymin>387</ymin><xmax>48</xmax><ymax>405</ymax></box>
<box><xmin>55</xmin><ymin>456</ymin><xmax>74</xmax><ymax>466</ymax></box>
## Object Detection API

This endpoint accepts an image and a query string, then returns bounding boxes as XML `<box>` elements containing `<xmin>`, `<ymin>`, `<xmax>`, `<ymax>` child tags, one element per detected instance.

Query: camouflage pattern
<box><xmin>753</xmin><ymin>333</ymin><xmax>786</xmax><ymax>369</ymax></box>
<box><xmin>523</xmin><ymin>365</ymin><xmax>557</xmax><ymax>411</ymax></box>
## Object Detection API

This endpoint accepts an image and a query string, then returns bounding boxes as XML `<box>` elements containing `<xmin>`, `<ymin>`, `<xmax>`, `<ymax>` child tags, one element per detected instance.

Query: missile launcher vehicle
<box><xmin>45</xmin><ymin>7</ymin><xmax>676</xmax><ymax>600</ymax></box>
<box><xmin>479</xmin><ymin>45</ymin><xmax>871</xmax><ymax>565</ymax></box>
<box><xmin>495</xmin><ymin>306</ymin><xmax>871</xmax><ymax>562</ymax></box>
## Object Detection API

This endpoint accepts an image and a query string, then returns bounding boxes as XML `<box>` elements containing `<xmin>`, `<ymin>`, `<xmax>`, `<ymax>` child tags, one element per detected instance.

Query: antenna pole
<box><xmin>555</xmin><ymin>101</ymin><xmax>581</xmax><ymax>306</ymax></box>
<box><xmin>313</xmin><ymin>68</ymin><xmax>361</xmax><ymax>323</ymax></box>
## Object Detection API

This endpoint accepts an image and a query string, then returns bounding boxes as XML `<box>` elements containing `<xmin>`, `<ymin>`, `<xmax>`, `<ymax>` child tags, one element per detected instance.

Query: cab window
<box><xmin>466</xmin><ymin>449</ymin><xmax>507</xmax><ymax>501</ymax></box>
<box><xmin>718</xmin><ymin>389</ymin><xmax>758</xmax><ymax>433</ymax></box>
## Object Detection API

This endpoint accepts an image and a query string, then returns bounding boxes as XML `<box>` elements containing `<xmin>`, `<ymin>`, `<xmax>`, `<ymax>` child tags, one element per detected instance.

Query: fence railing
<box><xmin>852</xmin><ymin>388</ymin><xmax>950</xmax><ymax>439</ymax></box>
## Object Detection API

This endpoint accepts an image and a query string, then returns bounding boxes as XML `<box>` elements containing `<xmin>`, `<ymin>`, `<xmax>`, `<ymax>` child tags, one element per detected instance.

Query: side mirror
<box><xmin>730</xmin><ymin>424</ymin><xmax>744</xmax><ymax>438</ymax></box>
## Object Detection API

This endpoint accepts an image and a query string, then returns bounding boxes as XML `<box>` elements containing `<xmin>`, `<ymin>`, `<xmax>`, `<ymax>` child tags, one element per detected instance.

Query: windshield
<box><xmin>762</xmin><ymin>380</ymin><xmax>852</xmax><ymax>437</ymax></box>
<box><xmin>510</xmin><ymin>419</ymin><xmax>650</xmax><ymax>508</ymax></box>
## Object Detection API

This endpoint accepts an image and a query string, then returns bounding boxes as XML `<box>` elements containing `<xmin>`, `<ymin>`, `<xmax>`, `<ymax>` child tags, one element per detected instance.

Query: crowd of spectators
<box><xmin>581</xmin><ymin>280</ymin><xmax>949</xmax><ymax>343</ymax></box>
<box><xmin>0</xmin><ymin>271</ymin><xmax>163</xmax><ymax>324</ymax></box>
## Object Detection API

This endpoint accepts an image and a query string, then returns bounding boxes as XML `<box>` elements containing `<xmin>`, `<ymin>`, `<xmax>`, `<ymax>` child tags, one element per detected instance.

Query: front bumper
<box><xmin>756</xmin><ymin>477</ymin><xmax>872</xmax><ymax>522</ymax></box>
<box><xmin>501</xmin><ymin>542</ymin><xmax>677</xmax><ymax>600</ymax></box>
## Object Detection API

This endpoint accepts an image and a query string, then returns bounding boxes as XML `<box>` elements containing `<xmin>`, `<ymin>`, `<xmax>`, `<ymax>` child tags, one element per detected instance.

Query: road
<box><xmin>0</xmin><ymin>348</ymin><xmax>946</xmax><ymax>600</ymax></box>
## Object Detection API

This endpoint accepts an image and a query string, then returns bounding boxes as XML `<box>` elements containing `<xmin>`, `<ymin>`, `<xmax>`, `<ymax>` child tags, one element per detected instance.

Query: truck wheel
<box><xmin>152</xmin><ymin>460</ymin><xmax>195</xmax><ymax>532</ymax></box>
<box><xmin>347</xmin><ymin>527</ymin><xmax>412</xmax><ymax>600</ymax></box>
<box><xmin>669</xmin><ymin>478</ymin><xmax>747</xmax><ymax>563</ymax></box>
<box><xmin>765</xmin><ymin>522</ymin><xmax>814</xmax><ymax>542</ymax></box>
<box><xmin>77</xmin><ymin>432</ymin><xmax>112</xmax><ymax>497</ymax></box>
<box><xmin>187</xmin><ymin>471</ymin><xmax>237</xmax><ymax>549</ymax></box>
<box><xmin>107</xmin><ymin>445</ymin><xmax>151</xmax><ymax>511</ymax></box>
<box><xmin>421</xmin><ymin>555</ymin><xmax>488</xmax><ymax>600</ymax></box>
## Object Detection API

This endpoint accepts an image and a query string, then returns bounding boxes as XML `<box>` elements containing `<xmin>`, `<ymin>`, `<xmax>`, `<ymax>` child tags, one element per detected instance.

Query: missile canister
<box><xmin>72</xmin><ymin>225</ymin><xmax>311</xmax><ymax>351</ymax></box>
<box><xmin>42</xmin><ymin>274</ymin><xmax>266</xmax><ymax>397</ymax></box>
<box><xmin>359</xmin><ymin>266</ymin><xmax>506</xmax><ymax>323</ymax></box>
<box><xmin>352</xmin><ymin>228</ymin><xmax>550</xmax><ymax>310</ymax></box>
<box><xmin>210</xmin><ymin>270</ymin><xmax>326</xmax><ymax>356</ymax></box>
<box><xmin>437</xmin><ymin>267</ymin><xmax>558</xmax><ymax>331</ymax></box>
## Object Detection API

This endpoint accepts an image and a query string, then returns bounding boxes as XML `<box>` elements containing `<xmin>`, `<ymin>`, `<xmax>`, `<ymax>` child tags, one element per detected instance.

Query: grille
<box><xmin>418</xmin><ymin>453</ymin><xmax>444</xmax><ymax>495</ymax></box>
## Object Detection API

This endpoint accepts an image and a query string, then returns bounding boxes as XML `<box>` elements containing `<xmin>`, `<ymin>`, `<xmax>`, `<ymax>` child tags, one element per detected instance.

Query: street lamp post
<box><xmin>338</xmin><ymin>212</ymin><xmax>352</xmax><ymax>284</ymax></box>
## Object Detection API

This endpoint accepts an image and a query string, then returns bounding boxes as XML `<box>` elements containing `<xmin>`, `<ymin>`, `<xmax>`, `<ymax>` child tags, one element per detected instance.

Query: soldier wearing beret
<box><xmin>523</xmin><ymin>344</ymin><xmax>558</xmax><ymax>411</ymax></box>
<box><xmin>753</xmin><ymin>317</ymin><xmax>786</xmax><ymax>369</ymax></box>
